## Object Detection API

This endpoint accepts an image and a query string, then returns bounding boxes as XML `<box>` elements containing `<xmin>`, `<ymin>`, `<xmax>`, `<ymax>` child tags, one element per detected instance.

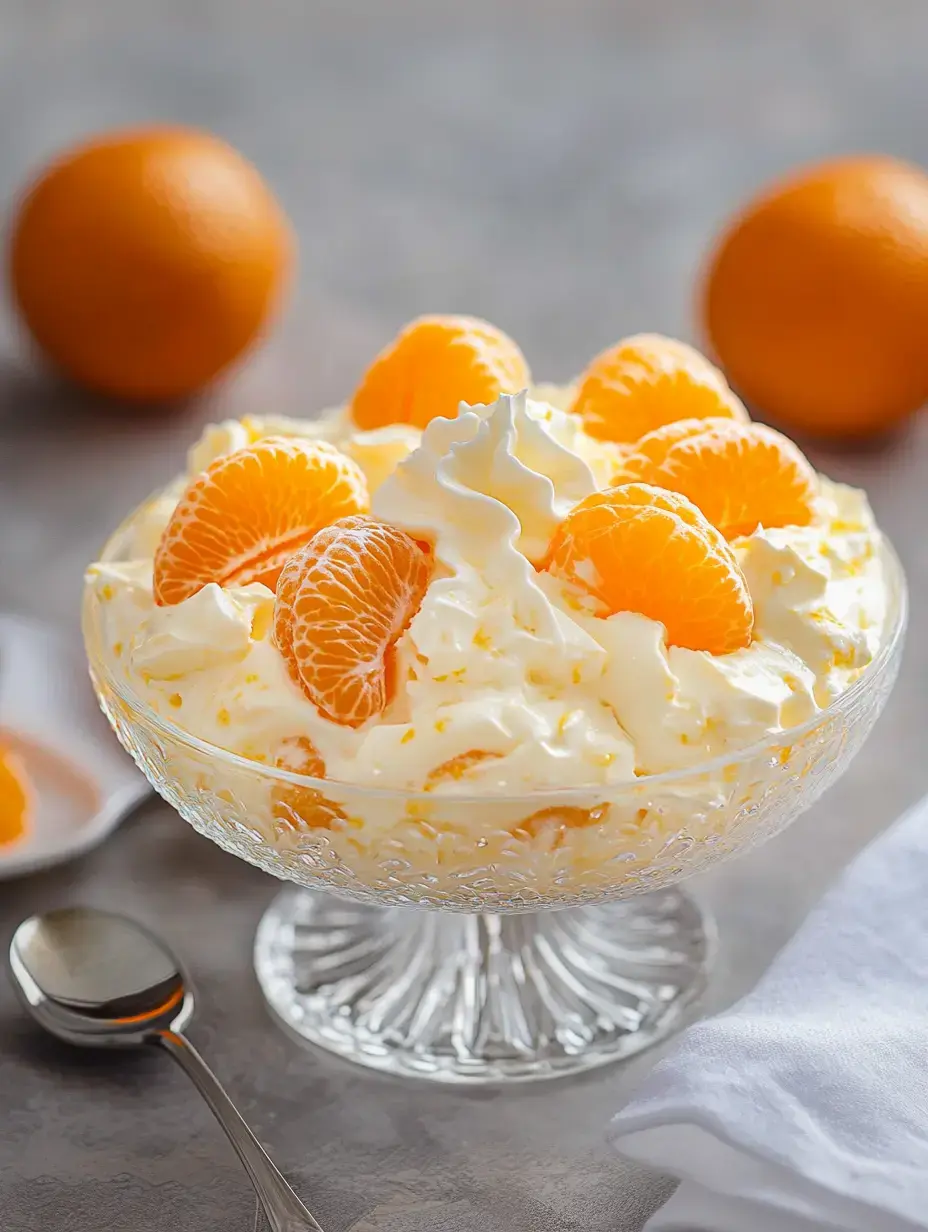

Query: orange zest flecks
<box><xmin>0</xmin><ymin>744</ymin><xmax>32</xmax><ymax>847</ymax></box>
<box><xmin>568</xmin><ymin>333</ymin><xmax>749</xmax><ymax>444</ymax></box>
<box><xmin>274</xmin><ymin>515</ymin><xmax>433</xmax><ymax>728</ymax></box>
<box><xmin>153</xmin><ymin>437</ymin><xmax>369</xmax><ymax>605</ymax></box>
<box><xmin>618</xmin><ymin>417</ymin><xmax>817</xmax><ymax>539</ymax></box>
<box><xmin>543</xmin><ymin>483</ymin><xmax>754</xmax><ymax>656</ymax></box>
<box><xmin>349</xmin><ymin>315</ymin><xmax>531</xmax><ymax>430</ymax></box>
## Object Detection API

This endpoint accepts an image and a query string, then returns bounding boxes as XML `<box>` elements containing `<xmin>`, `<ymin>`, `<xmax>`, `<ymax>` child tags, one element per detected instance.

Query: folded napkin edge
<box><xmin>610</xmin><ymin>1097</ymin><xmax>928</xmax><ymax>1230</ymax></box>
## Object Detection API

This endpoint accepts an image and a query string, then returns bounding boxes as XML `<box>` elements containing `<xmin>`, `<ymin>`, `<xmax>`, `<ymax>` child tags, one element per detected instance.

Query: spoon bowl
<box><xmin>9</xmin><ymin>907</ymin><xmax>193</xmax><ymax>1047</ymax></box>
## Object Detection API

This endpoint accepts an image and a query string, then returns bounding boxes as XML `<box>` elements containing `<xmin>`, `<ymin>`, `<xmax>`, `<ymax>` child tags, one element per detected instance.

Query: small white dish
<box><xmin>0</xmin><ymin>615</ymin><xmax>149</xmax><ymax>878</ymax></box>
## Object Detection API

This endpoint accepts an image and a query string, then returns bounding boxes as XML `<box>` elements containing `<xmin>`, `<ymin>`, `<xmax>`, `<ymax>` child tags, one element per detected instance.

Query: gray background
<box><xmin>0</xmin><ymin>1</ymin><xmax>926</xmax><ymax>1228</ymax></box>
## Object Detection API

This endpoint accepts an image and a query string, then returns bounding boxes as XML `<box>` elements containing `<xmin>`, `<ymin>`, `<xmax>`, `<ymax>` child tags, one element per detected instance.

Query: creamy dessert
<box><xmin>87</xmin><ymin>320</ymin><xmax>889</xmax><ymax>817</ymax></box>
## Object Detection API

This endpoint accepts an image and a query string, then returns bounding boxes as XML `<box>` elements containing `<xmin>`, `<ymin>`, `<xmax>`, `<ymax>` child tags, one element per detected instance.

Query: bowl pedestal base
<box><xmin>254</xmin><ymin>887</ymin><xmax>714</xmax><ymax>1084</ymax></box>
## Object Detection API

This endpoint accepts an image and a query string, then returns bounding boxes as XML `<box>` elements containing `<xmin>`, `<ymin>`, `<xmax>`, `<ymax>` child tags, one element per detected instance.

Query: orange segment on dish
<box><xmin>618</xmin><ymin>417</ymin><xmax>817</xmax><ymax>540</ymax></box>
<box><xmin>0</xmin><ymin>744</ymin><xmax>32</xmax><ymax>847</ymax></box>
<box><xmin>153</xmin><ymin>437</ymin><xmax>369</xmax><ymax>605</ymax></box>
<box><xmin>543</xmin><ymin>483</ymin><xmax>754</xmax><ymax>655</ymax></box>
<box><xmin>274</xmin><ymin>515</ymin><xmax>433</xmax><ymax>728</ymax></box>
<box><xmin>349</xmin><ymin>315</ymin><xmax>530</xmax><ymax>430</ymax></box>
<box><xmin>568</xmin><ymin>333</ymin><xmax>749</xmax><ymax>444</ymax></box>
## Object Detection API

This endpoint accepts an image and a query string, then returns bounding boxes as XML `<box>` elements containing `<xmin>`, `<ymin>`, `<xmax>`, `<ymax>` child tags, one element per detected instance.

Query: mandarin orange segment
<box><xmin>543</xmin><ymin>483</ymin><xmax>754</xmax><ymax>655</ymax></box>
<box><xmin>515</xmin><ymin>804</ymin><xmax>610</xmax><ymax>839</ymax></box>
<box><xmin>349</xmin><ymin>315</ymin><xmax>531</xmax><ymax>430</ymax></box>
<box><xmin>274</xmin><ymin>515</ymin><xmax>432</xmax><ymax>727</ymax></box>
<box><xmin>275</xmin><ymin>735</ymin><xmax>326</xmax><ymax>778</ymax></box>
<box><xmin>153</xmin><ymin>437</ymin><xmax>369</xmax><ymax>606</ymax></box>
<box><xmin>618</xmin><ymin>417</ymin><xmax>817</xmax><ymax>540</ymax></box>
<box><xmin>424</xmin><ymin>749</ymin><xmax>501</xmax><ymax>791</ymax></box>
<box><xmin>568</xmin><ymin>333</ymin><xmax>749</xmax><ymax>444</ymax></box>
<box><xmin>0</xmin><ymin>744</ymin><xmax>31</xmax><ymax>847</ymax></box>
<box><xmin>270</xmin><ymin>736</ymin><xmax>346</xmax><ymax>834</ymax></box>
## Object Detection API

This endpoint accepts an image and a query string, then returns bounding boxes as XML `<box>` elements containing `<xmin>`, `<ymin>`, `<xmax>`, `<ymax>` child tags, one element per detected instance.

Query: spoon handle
<box><xmin>153</xmin><ymin>1029</ymin><xmax>325</xmax><ymax>1232</ymax></box>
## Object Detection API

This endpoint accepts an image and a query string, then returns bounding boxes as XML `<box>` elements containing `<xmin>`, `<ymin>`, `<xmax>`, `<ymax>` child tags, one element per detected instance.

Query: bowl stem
<box><xmin>254</xmin><ymin>887</ymin><xmax>714</xmax><ymax>1083</ymax></box>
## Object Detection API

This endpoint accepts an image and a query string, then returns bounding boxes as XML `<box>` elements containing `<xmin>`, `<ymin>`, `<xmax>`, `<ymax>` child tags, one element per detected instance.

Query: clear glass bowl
<box><xmin>83</xmin><ymin>507</ymin><xmax>907</xmax><ymax>1084</ymax></box>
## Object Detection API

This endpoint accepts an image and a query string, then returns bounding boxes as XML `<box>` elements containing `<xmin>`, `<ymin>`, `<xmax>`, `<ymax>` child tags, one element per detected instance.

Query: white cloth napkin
<box><xmin>610</xmin><ymin>793</ymin><xmax>928</xmax><ymax>1232</ymax></box>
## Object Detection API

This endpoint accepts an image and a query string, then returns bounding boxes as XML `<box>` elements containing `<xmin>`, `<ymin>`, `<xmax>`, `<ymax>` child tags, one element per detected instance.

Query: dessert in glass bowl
<box><xmin>84</xmin><ymin>318</ymin><xmax>906</xmax><ymax>1083</ymax></box>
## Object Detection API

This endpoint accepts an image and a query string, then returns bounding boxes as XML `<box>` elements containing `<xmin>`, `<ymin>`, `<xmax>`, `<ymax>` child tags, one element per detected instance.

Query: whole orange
<box><xmin>8</xmin><ymin>126</ymin><xmax>293</xmax><ymax>402</ymax></box>
<box><xmin>700</xmin><ymin>156</ymin><xmax>928</xmax><ymax>437</ymax></box>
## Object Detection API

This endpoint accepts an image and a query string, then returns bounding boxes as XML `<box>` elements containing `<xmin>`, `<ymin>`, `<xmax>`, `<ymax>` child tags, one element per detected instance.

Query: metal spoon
<box><xmin>8</xmin><ymin>906</ymin><xmax>324</xmax><ymax>1232</ymax></box>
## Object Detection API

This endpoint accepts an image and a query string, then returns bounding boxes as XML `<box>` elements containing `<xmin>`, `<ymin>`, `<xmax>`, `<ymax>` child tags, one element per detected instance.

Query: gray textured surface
<box><xmin>0</xmin><ymin>2</ymin><xmax>926</xmax><ymax>1229</ymax></box>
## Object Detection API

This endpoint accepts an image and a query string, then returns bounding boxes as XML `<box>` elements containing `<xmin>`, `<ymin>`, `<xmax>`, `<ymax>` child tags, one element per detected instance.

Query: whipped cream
<box><xmin>88</xmin><ymin>392</ymin><xmax>891</xmax><ymax>793</ymax></box>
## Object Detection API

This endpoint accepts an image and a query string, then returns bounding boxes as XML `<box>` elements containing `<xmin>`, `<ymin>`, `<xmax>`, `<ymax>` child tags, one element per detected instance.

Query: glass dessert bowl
<box><xmin>83</xmin><ymin>319</ymin><xmax>908</xmax><ymax>1082</ymax></box>
<box><xmin>85</xmin><ymin>553</ymin><xmax>905</xmax><ymax>1082</ymax></box>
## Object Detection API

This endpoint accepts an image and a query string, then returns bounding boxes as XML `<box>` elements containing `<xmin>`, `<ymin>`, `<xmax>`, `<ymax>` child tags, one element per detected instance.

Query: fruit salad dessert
<box><xmin>85</xmin><ymin>318</ymin><xmax>894</xmax><ymax>897</ymax></box>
